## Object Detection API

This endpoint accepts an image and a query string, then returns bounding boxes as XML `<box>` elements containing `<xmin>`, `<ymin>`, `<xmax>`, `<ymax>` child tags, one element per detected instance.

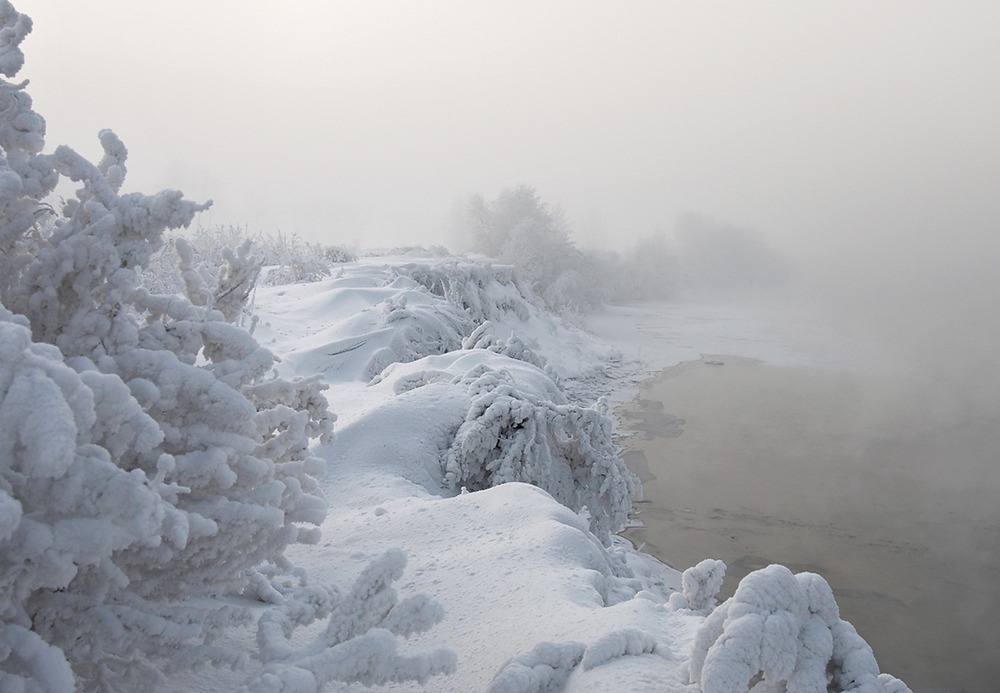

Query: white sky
<box><xmin>15</xmin><ymin>1</ymin><xmax>1000</xmax><ymax>266</ymax></box>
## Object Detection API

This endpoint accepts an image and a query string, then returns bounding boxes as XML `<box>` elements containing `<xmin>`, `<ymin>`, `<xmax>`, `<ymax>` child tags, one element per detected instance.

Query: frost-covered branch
<box><xmin>488</xmin><ymin>641</ymin><xmax>585</xmax><ymax>693</ymax></box>
<box><xmin>245</xmin><ymin>550</ymin><xmax>456</xmax><ymax>692</ymax></box>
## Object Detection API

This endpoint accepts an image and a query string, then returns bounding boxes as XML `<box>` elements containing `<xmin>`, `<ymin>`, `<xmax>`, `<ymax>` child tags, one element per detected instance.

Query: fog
<box><xmin>22</xmin><ymin>1</ymin><xmax>999</xmax><ymax>365</ymax></box>
<box><xmin>20</xmin><ymin>7</ymin><xmax>999</xmax><ymax>490</ymax></box>
<box><xmin>19</xmin><ymin>2</ymin><xmax>998</xmax><ymax>245</ymax></box>
<box><xmin>14</xmin><ymin>2</ymin><xmax>1000</xmax><ymax>686</ymax></box>
<box><xmin>22</xmin><ymin>0</ymin><xmax>998</xmax><ymax>479</ymax></box>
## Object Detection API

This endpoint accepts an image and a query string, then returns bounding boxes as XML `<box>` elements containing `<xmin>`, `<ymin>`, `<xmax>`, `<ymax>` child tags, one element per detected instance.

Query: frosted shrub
<box><xmin>142</xmin><ymin>225</ymin><xmax>355</xmax><ymax>297</ymax></box>
<box><xmin>688</xmin><ymin>564</ymin><xmax>911</xmax><ymax>693</ymax></box>
<box><xmin>260</xmin><ymin>230</ymin><xmax>354</xmax><ymax>285</ymax></box>
<box><xmin>444</xmin><ymin>366</ymin><xmax>637</xmax><ymax>543</ymax></box>
<box><xmin>363</xmin><ymin>289</ymin><xmax>475</xmax><ymax>380</ymax></box>
<box><xmin>667</xmin><ymin>558</ymin><xmax>727</xmax><ymax>614</ymax></box>
<box><xmin>462</xmin><ymin>321</ymin><xmax>550</xmax><ymax>373</ymax></box>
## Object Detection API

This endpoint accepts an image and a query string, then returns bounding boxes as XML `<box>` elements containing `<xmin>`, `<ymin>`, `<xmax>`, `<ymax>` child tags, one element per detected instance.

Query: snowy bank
<box><xmin>241</xmin><ymin>253</ymin><xmax>910</xmax><ymax>692</ymax></box>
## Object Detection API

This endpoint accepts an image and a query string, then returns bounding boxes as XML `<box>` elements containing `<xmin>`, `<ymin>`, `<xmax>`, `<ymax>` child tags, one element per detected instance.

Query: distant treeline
<box><xmin>450</xmin><ymin>185</ymin><xmax>791</xmax><ymax>314</ymax></box>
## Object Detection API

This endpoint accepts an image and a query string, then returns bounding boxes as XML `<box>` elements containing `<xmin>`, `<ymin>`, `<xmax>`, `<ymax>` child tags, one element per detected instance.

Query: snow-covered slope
<box><xmin>245</xmin><ymin>254</ymin><xmax>684</xmax><ymax>691</ymax></box>
<box><xmin>233</xmin><ymin>252</ymin><xmax>908</xmax><ymax>692</ymax></box>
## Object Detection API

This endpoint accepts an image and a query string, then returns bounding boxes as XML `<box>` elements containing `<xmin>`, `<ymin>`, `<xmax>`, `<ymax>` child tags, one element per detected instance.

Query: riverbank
<box><xmin>619</xmin><ymin>355</ymin><xmax>1000</xmax><ymax>692</ymax></box>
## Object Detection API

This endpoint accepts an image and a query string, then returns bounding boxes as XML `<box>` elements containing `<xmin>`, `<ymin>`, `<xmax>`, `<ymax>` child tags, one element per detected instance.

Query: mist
<box><xmin>11</xmin><ymin>1</ymin><xmax>1000</xmax><ymax>687</ymax></box>
<box><xmin>18</xmin><ymin>2</ymin><xmax>999</xmax><ymax>253</ymax></box>
<box><xmin>21</xmin><ymin>0</ymin><xmax>998</xmax><ymax>377</ymax></box>
<box><xmin>23</xmin><ymin>0</ymin><xmax>997</xmax><ymax>471</ymax></box>
<box><xmin>19</xmin><ymin>10</ymin><xmax>997</xmax><ymax>466</ymax></box>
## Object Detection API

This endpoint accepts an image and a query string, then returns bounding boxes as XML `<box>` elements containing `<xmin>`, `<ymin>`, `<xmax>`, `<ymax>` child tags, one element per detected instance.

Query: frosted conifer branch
<box><xmin>0</xmin><ymin>624</ymin><xmax>74</xmax><ymax>693</ymax></box>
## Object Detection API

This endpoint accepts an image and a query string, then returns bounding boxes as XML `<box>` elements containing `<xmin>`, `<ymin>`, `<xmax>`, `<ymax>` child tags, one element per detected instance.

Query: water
<box><xmin>620</xmin><ymin>356</ymin><xmax>1000</xmax><ymax>693</ymax></box>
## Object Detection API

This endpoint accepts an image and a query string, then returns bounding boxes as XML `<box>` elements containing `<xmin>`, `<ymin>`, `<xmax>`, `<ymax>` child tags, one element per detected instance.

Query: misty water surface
<box><xmin>622</xmin><ymin>357</ymin><xmax>1000</xmax><ymax>693</ymax></box>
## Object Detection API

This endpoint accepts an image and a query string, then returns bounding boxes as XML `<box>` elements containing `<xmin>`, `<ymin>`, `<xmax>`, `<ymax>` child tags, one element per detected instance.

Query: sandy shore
<box><xmin>620</xmin><ymin>356</ymin><xmax>1000</xmax><ymax>693</ymax></box>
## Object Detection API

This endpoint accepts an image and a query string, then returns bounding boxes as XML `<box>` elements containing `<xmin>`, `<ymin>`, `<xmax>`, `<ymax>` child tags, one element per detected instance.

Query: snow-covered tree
<box><xmin>670</xmin><ymin>213</ymin><xmax>791</xmax><ymax>298</ymax></box>
<box><xmin>0</xmin><ymin>4</ymin><xmax>451</xmax><ymax>689</ymax></box>
<box><xmin>687</xmin><ymin>563</ymin><xmax>911</xmax><ymax>693</ymax></box>
<box><xmin>612</xmin><ymin>230</ymin><xmax>679</xmax><ymax>301</ymax></box>
<box><xmin>456</xmin><ymin>186</ymin><xmax>562</xmax><ymax>260</ymax></box>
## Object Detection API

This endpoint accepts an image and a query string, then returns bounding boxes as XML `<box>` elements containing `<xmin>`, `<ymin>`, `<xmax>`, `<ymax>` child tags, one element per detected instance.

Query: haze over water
<box><xmin>621</xmin><ymin>355</ymin><xmax>1000</xmax><ymax>693</ymax></box>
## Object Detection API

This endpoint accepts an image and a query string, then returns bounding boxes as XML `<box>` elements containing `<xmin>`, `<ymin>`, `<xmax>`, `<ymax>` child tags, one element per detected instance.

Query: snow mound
<box><xmin>291</xmin><ymin>480</ymin><xmax>681</xmax><ymax>692</ymax></box>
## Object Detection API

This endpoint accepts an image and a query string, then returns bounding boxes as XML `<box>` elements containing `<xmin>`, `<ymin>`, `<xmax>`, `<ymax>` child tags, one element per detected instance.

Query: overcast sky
<box><xmin>16</xmin><ymin>0</ymin><xmax>1000</xmax><ymax>270</ymax></box>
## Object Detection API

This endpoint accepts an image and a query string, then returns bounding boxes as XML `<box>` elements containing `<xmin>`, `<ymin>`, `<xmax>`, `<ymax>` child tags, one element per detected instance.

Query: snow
<box><xmin>188</xmin><ymin>252</ymin><xmax>905</xmax><ymax>692</ymax></box>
